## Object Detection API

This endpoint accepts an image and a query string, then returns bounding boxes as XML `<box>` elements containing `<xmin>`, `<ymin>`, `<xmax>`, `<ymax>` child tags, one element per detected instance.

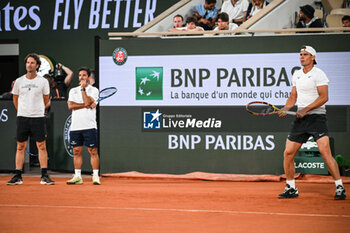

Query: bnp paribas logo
<box><xmin>136</xmin><ymin>67</ymin><xmax>163</xmax><ymax>100</ymax></box>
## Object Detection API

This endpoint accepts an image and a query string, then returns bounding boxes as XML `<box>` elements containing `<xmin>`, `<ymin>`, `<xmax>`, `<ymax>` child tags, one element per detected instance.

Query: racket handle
<box><xmin>285</xmin><ymin>111</ymin><xmax>296</xmax><ymax>115</ymax></box>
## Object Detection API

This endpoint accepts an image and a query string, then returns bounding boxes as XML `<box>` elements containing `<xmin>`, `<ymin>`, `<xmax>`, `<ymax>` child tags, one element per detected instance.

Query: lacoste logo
<box><xmin>136</xmin><ymin>67</ymin><xmax>163</xmax><ymax>100</ymax></box>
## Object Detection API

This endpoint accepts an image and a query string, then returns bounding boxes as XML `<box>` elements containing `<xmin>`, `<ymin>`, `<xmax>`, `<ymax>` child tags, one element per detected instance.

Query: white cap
<box><xmin>300</xmin><ymin>45</ymin><xmax>316</xmax><ymax>56</ymax></box>
<box><xmin>300</xmin><ymin>45</ymin><xmax>317</xmax><ymax>64</ymax></box>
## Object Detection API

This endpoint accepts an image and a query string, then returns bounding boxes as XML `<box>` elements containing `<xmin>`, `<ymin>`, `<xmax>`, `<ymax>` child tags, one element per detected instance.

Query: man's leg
<box><xmin>67</xmin><ymin>146</ymin><xmax>84</xmax><ymax>184</ymax></box>
<box><xmin>316</xmin><ymin>136</ymin><xmax>340</xmax><ymax>180</ymax></box>
<box><xmin>317</xmin><ymin>136</ymin><xmax>346</xmax><ymax>200</ymax></box>
<box><xmin>36</xmin><ymin>140</ymin><xmax>54</xmax><ymax>185</ymax></box>
<box><xmin>15</xmin><ymin>141</ymin><xmax>27</xmax><ymax>170</ymax></box>
<box><xmin>88</xmin><ymin>147</ymin><xmax>100</xmax><ymax>185</ymax></box>
<box><xmin>7</xmin><ymin>141</ymin><xmax>27</xmax><ymax>185</ymax></box>
<box><xmin>279</xmin><ymin>139</ymin><xmax>302</xmax><ymax>198</ymax></box>
<box><xmin>73</xmin><ymin>146</ymin><xmax>83</xmax><ymax>169</ymax></box>
<box><xmin>283</xmin><ymin>139</ymin><xmax>302</xmax><ymax>180</ymax></box>
<box><xmin>8</xmin><ymin>116</ymin><xmax>28</xmax><ymax>185</ymax></box>
<box><xmin>88</xmin><ymin>147</ymin><xmax>99</xmax><ymax>170</ymax></box>
<box><xmin>36</xmin><ymin>140</ymin><xmax>48</xmax><ymax>168</ymax></box>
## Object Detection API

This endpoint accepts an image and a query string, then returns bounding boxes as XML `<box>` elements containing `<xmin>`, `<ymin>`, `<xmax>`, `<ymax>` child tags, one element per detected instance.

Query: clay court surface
<box><xmin>0</xmin><ymin>176</ymin><xmax>349</xmax><ymax>233</ymax></box>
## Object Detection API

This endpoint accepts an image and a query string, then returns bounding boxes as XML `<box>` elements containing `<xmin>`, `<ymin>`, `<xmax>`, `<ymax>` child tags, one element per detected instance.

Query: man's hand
<box><xmin>193</xmin><ymin>10</ymin><xmax>200</xmax><ymax>18</ymax></box>
<box><xmin>277</xmin><ymin>107</ymin><xmax>288</xmax><ymax>117</ymax></box>
<box><xmin>80</xmin><ymin>79</ymin><xmax>89</xmax><ymax>88</ymax></box>
<box><xmin>296</xmin><ymin>108</ymin><xmax>308</xmax><ymax>118</ymax></box>
<box><xmin>199</xmin><ymin>18</ymin><xmax>209</xmax><ymax>24</ymax></box>
<box><xmin>90</xmin><ymin>102</ymin><xmax>97</xmax><ymax>109</ymax></box>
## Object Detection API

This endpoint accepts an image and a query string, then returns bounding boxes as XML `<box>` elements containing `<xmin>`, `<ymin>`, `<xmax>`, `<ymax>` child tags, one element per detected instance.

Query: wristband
<box><xmin>81</xmin><ymin>88</ymin><xmax>86</xmax><ymax>91</ymax></box>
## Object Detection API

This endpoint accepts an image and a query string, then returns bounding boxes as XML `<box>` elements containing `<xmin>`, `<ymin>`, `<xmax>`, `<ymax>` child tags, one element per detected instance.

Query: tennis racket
<box><xmin>246</xmin><ymin>101</ymin><xmax>296</xmax><ymax>116</ymax></box>
<box><xmin>96</xmin><ymin>87</ymin><xmax>118</xmax><ymax>103</ymax></box>
<box><xmin>25</xmin><ymin>147</ymin><xmax>38</xmax><ymax>157</ymax></box>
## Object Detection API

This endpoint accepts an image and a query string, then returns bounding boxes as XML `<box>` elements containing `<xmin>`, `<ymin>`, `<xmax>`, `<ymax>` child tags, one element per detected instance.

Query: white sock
<box><xmin>286</xmin><ymin>179</ymin><xmax>296</xmax><ymax>189</ymax></box>
<box><xmin>93</xmin><ymin>170</ymin><xmax>99</xmax><ymax>177</ymax></box>
<box><xmin>75</xmin><ymin>169</ymin><xmax>81</xmax><ymax>177</ymax></box>
<box><xmin>335</xmin><ymin>179</ymin><xmax>343</xmax><ymax>187</ymax></box>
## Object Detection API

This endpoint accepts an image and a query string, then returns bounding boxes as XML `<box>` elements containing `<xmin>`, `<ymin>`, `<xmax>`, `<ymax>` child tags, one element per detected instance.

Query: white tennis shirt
<box><xmin>68</xmin><ymin>85</ymin><xmax>99</xmax><ymax>131</ymax></box>
<box><xmin>292</xmin><ymin>67</ymin><xmax>329</xmax><ymax>114</ymax></box>
<box><xmin>12</xmin><ymin>75</ymin><xmax>50</xmax><ymax>117</ymax></box>
<box><xmin>221</xmin><ymin>0</ymin><xmax>249</xmax><ymax>22</ymax></box>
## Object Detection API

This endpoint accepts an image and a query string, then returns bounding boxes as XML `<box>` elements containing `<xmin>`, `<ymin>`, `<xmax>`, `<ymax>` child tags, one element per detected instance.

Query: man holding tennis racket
<box><xmin>7</xmin><ymin>53</ymin><xmax>54</xmax><ymax>185</ymax></box>
<box><xmin>66</xmin><ymin>67</ymin><xmax>101</xmax><ymax>185</ymax></box>
<box><xmin>278</xmin><ymin>46</ymin><xmax>346</xmax><ymax>200</ymax></box>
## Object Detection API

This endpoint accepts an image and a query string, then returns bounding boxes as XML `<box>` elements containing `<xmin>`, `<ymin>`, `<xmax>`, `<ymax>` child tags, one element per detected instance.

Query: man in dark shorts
<box><xmin>66</xmin><ymin>67</ymin><xmax>100</xmax><ymax>185</ymax></box>
<box><xmin>8</xmin><ymin>53</ymin><xmax>54</xmax><ymax>185</ymax></box>
<box><xmin>278</xmin><ymin>45</ymin><xmax>346</xmax><ymax>200</ymax></box>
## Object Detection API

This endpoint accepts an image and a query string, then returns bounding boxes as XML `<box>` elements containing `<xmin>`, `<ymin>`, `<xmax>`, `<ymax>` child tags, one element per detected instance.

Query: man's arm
<box><xmin>82</xmin><ymin>90</ymin><xmax>94</xmax><ymax>107</ymax></box>
<box><xmin>193</xmin><ymin>9</ymin><xmax>201</xmax><ymax>20</ymax></box>
<box><xmin>208</xmin><ymin>17</ymin><xmax>216</xmax><ymax>28</ymax></box>
<box><xmin>13</xmin><ymin>94</ymin><xmax>19</xmax><ymax>111</ymax></box>
<box><xmin>232</xmin><ymin>12</ymin><xmax>247</xmax><ymax>24</ymax></box>
<box><xmin>60</xmin><ymin>64</ymin><xmax>73</xmax><ymax>86</ymax></box>
<box><xmin>278</xmin><ymin>86</ymin><xmax>297</xmax><ymax>117</ymax></box>
<box><xmin>43</xmin><ymin>94</ymin><xmax>50</xmax><ymax>108</ymax></box>
<box><xmin>67</xmin><ymin>100</ymin><xmax>88</xmax><ymax>110</ymax></box>
<box><xmin>169</xmin><ymin>27</ymin><xmax>184</xmax><ymax>32</ymax></box>
<box><xmin>296</xmin><ymin>85</ymin><xmax>328</xmax><ymax>118</ymax></box>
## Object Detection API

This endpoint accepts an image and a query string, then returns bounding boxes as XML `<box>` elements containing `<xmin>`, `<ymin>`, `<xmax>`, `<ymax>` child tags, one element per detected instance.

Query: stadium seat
<box><xmin>330</xmin><ymin>8</ymin><xmax>350</xmax><ymax>15</ymax></box>
<box><xmin>326</xmin><ymin>14</ymin><xmax>344</xmax><ymax>27</ymax></box>
<box><xmin>321</xmin><ymin>0</ymin><xmax>344</xmax><ymax>14</ymax></box>
<box><xmin>315</xmin><ymin>9</ymin><xmax>324</xmax><ymax>19</ymax></box>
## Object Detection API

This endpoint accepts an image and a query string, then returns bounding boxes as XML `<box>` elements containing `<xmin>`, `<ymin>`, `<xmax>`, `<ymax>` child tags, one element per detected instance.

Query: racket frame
<box><xmin>97</xmin><ymin>87</ymin><xmax>117</xmax><ymax>103</ymax></box>
<box><xmin>246</xmin><ymin>101</ymin><xmax>296</xmax><ymax>116</ymax></box>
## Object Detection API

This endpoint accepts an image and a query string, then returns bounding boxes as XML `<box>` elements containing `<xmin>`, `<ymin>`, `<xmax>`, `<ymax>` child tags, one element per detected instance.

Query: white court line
<box><xmin>0</xmin><ymin>204</ymin><xmax>349</xmax><ymax>218</ymax></box>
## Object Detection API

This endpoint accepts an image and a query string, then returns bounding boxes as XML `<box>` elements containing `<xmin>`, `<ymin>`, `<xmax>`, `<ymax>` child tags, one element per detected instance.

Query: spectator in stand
<box><xmin>296</xmin><ymin>5</ymin><xmax>323</xmax><ymax>29</ymax></box>
<box><xmin>169</xmin><ymin>15</ymin><xmax>185</xmax><ymax>32</ymax></box>
<box><xmin>342</xmin><ymin>15</ymin><xmax>350</xmax><ymax>27</ymax></box>
<box><xmin>221</xmin><ymin>0</ymin><xmax>249</xmax><ymax>25</ymax></box>
<box><xmin>50</xmin><ymin>63</ymin><xmax>74</xmax><ymax>99</ymax></box>
<box><xmin>170</xmin><ymin>16</ymin><xmax>204</xmax><ymax>32</ymax></box>
<box><xmin>213</xmin><ymin>12</ymin><xmax>238</xmax><ymax>34</ymax></box>
<box><xmin>246</xmin><ymin>0</ymin><xmax>269</xmax><ymax>20</ymax></box>
<box><xmin>89</xmin><ymin>69</ymin><xmax>96</xmax><ymax>86</ymax></box>
<box><xmin>89</xmin><ymin>70</ymin><xmax>97</xmax><ymax>109</ymax></box>
<box><xmin>0</xmin><ymin>80</ymin><xmax>15</xmax><ymax>100</ymax></box>
<box><xmin>193</xmin><ymin>0</ymin><xmax>218</xmax><ymax>30</ymax></box>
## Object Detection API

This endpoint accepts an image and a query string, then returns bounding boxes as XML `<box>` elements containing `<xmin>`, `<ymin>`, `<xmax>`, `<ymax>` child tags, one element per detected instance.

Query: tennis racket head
<box><xmin>98</xmin><ymin>87</ymin><xmax>117</xmax><ymax>102</ymax></box>
<box><xmin>246</xmin><ymin>101</ymin><xmax>281</xmax><ymax>116</ymax></box>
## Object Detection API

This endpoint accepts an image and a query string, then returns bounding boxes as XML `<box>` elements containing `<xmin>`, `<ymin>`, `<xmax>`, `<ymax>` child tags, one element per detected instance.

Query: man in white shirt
<box><xmin>169</xmin><ymin>14</ymin><xmax>184</xmax><ymax>32</ymax></box>
<box><xmin>213</xmin><ymin>12</ymin><xmax>238</xmax><ymax>34</ymax></box>
<box><xmin>221</xmin><ymin>0</ymin><xmax>249</xmax><ymax>25</ymax></box>
<box><xmin>278</xmin><ymin>46</ymin><xmax>346</xmax><ymax>200</ymax></box>
<box><xmin>8</xmin><ymin>53</ymin><xmax>54</xmax><ymax>185</ymax></box>
<box><xmin>66</xmin><ymin>67</ymin><xmax>101</xmax><ymax>185</ymax></box>
<box><xmin>170</xmin><ymin>16</ymin><xmax>204</xmax><ymax>32</ymax></box>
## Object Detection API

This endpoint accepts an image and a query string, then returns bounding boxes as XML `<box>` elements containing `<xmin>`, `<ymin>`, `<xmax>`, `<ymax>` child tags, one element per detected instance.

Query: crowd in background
<box><xmin>168</xmin><ymin>0</ymin><xmax>350</xmax><ymax>34</ymax></box>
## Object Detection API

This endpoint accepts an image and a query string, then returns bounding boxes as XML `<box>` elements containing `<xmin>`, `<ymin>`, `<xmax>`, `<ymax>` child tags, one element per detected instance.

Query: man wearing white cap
<box><xmin>278</xmin><ymin>45</ymin><xmax>346</xmax><ymax>200</ymax></box>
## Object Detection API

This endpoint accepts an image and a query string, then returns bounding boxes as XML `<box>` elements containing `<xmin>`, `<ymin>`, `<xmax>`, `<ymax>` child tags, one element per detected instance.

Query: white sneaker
<box><xmin>92</xmin><ymin>175</ymin><xmax>101</xmax><ymax>185</ymax></box>
<box><xmin>67</xmin><ymin>175</ymin><xmax>83</xmax><ymax>185</ymax></box>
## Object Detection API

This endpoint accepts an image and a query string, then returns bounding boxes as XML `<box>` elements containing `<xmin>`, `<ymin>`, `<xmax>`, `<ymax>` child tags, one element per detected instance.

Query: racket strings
<box><xmin>99</xmin><ymin>88</ymin><xmax>117</xmax><ymax>98</ymax></box>
<box><xmin>248</xmin><ymin>104</ymin><xmax>275</xmax><ymax>114</ymax></box>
